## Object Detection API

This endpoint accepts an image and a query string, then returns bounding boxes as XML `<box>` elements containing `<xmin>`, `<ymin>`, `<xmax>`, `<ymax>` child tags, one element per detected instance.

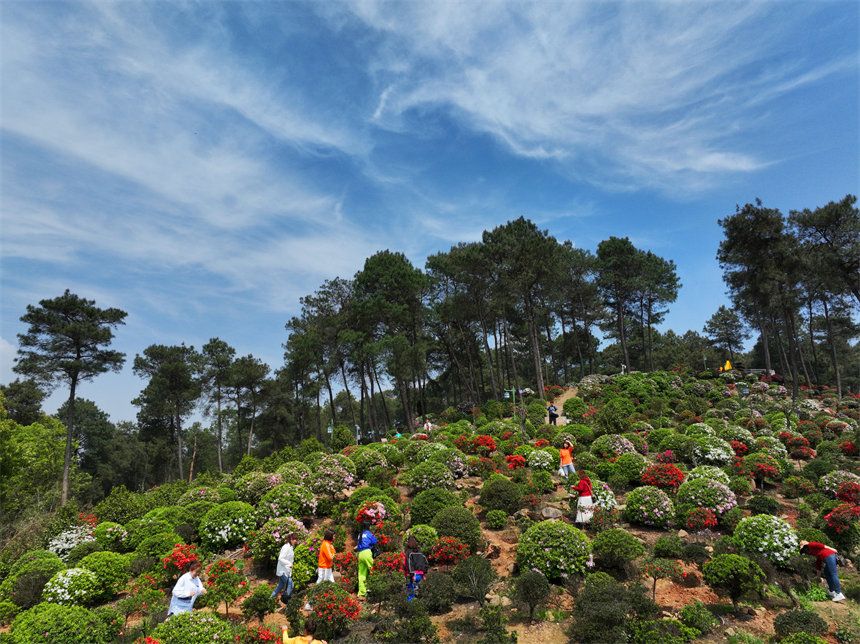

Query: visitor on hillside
<box><xmin>571</xmin><ymin>474</ymin><xmax>594</xmax><ymax>528</ymax></box>
<box><xmin>403</xmin><ymin>535</ymin><xmax>429</xmax><ymax>600</ymax></box>
<box><xmin>800</xmin><ymin>540</ymin><xmax>846</xmax><ymax>602</ymax></box>
<box><xmin>558</xmin><ymin>440</ymin><xmax>576</xmax><ymax>480</ymax></box>
<box><xmin>547</xmin><ymin>403</ymin><xmax>559</xmax><ymax>425</ymax></box>
<box><xmin>356</xmin><ymin>521</ymin><xmax>378</xmax><ymax>598</ymax></box>
<box><xmin>167</xmin><ymin>561</ymin><xmax>206</xmax><ymax>615</ymax></box>
<box><xmin>270</xmin><ymin>532</ymin><xmax>299</xmax><ymax>600</ymax></box>
<box><xmin>304</xmin><ymin>529</ymin><xmax>336</xmax><ymax>610</ymax></box>
<box><xmin>282</xmin><ymin>616</ymin><xmax>327</xmax><ymax>644</ymax></box>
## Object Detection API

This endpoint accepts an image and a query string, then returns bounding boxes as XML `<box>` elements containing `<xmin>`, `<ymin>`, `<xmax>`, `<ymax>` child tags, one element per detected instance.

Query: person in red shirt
<box><xmin>800</xmin><ymin>540</ymin><xmax>845</xmax><ymax>601</ymax></box>
<box><xmin>571</xmin><ymin>475</ymin><xmax>593</xmax><ymax>528</ymax></box>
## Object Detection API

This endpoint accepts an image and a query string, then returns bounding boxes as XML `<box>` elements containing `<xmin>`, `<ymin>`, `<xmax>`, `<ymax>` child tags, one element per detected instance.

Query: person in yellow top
<box><xmin>282</xmin><ymin>616</ymin><xmax>327</xmax><ymax>644</ymax></box>
<box><xmin>559</xmin><ymin>440</ymin><xmax>576</xmax><ymax>480</ymax></box>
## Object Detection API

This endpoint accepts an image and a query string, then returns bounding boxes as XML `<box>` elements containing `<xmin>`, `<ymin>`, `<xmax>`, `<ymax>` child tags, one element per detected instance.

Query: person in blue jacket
<box><xmin>356</xmin><ymin>520</ymin><xmax>378</xmax><ymax>598</ymax></box>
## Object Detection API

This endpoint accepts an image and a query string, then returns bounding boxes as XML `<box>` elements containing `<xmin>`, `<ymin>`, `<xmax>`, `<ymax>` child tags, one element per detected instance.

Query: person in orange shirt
<box><xmin>304</xmin><ymin>529</ymin><xmax>337</xmax><ymax>611</ymax></box>
<box><xmin>559</xmin><ymin>440</ymin><xmax>576</xmax><ymax>481</ymax></box>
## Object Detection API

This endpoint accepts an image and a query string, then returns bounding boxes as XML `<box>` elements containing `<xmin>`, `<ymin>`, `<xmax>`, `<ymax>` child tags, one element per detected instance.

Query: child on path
<box><xmin>356</xmin><ymin>521</ymin><xmax>377</xmax><ymax>598</ymax></box>
<box><xmin>800</xmin><ymin>540</ymin><xmax>846</xmax><ymax>601</ymax></box>
<box><xmin>571</xmin><ymin>474</ymin><xmax>594</xmax><ymax>528</ymax></box>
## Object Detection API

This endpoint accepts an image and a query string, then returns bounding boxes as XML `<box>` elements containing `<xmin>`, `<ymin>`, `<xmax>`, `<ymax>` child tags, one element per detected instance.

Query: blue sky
<box><xmin>1</xmin><ymin>1</ymin><xmax>858</xmax><ymax>424</ymax></box>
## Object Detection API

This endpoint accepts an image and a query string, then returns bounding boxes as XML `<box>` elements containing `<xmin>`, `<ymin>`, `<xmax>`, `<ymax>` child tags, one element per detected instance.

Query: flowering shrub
<box><xmin>505</xmin><ymin>454</ymin><xmax>527</xmax><ymax>470</ymax></box>
<box><xmin>692</xmin><ymin>436</ymin><xmax>734</xmax><ymax>466</ymax></box>
<box><xmin>307</xmin><ymin>587</ymin><xmax>361</xmax><ymax>640</ymax></box>
<box><xmin>516</xmin><ymin>520</ymin><xmax>592</xmax><ymax>582</ymax></box>
<box><xmin>641</xmin><ymin>464</ymin><xmax>685</xmax><ymax>491</ymax></box>
<box><xmin>275</xmin><ymin>461</ymin><xmax>313</xmax><ymax>487</ymax></box>
<box><xmin>641</xmin><ymin>558</ymin><xmax>684</xmax><ymax>600</ymax></box>
<box><xmin>47</xmin><ymin>526</ymin><xmax>96</xmax><ymax>562</ymax></box>
<box><xmin>176</xmin><ymin>486</ymin><xmax>225</xmax><ymax>505</ymax></box>
<box><xmin>821</xmin><ymin>471</ymin><xmax>860</xmax><ymax>498</ymax></box>
<box><xmin>534</xmin><ymin>439</ymin><xmax>550</xmax><ymax>448</ymax></box>
<box><xmin>591</xmin><ymin>434</ymin><xmax>636</xmax><ymax>459</ymax></box>
<box><xmin>234</xmin><ymin>471</ymin><xmax>283</xmax><ymax>504</ymax></box>
<box><xmin>839</xmin><ymin>441</ymin><xmax>858</xmax><ymax>457</ymax></box>
<box><xmin>162</xmin><ymin>543</ymin><xmax>198</xmax><ymax>577</ymax></box>
<box><xmin>418</xmin><ymin>441</ymin><xmax>450</xmax><ymax>462</ymax></box>
<box><xmin>755</xmin><ymin>436</ymin><xmax>789</xmax><ymax>459</ymax></box>
<box><xmin>148</xmin><ymin>611</ymin><xmax>233</xmax><ymax>643</ymax></box>
<box><xmin>93</xmin><ymin>522</ymin><xmax>127</xmax><ymax>552</ymax></box>
<box><xmin>246</xmin><ymin>516</ymin><xmax>308</xmax><ymax>565</ymax></box>
<box><xmin>686</xmin><ymin>423</ymin><xmax>716</xmax><ymax>438</ymax></box>
<box><xmin>824</xmin><ymin>503</ymin><xmax>859</xmax><ymax>535</ymax></box>
<box><xmin>655</xmin><ymin>450</ymin><xmax>678</xmax><ymax>463</ymax></box>
<box><xmin>472</xmin><ymin>435</ymin><xmax>497</xmax><ymax>454</ymax></box>
<box><xmin>428</xmin><ymin>448</ymin><xmax>469</xmax><ymax>479</ymax></box>
<box><xmin>199</xmin><ymin>501</ymin><xmax>255</xmax><ymax>551</ymax></box>
<box><xmin>686</xmin><ymin>508</ymin><xmax>718</xmax><ymax>530</ymax></box>
<box><xmin>624</xmin><ymin>486</ymin><xmax>675</xmax><ymax>528</ymax></box>
<box><xmin>781</xmin><ymin>476</ymin><xmax>816</xmax><ymax>498</ymax></box>
<box><xmin>590</xmin><ymin>479</ymin><xmax>618</xmax><ymax>510</ymax></box>
<box><xmin>349</xmin><ymin>448</ymin><xmax>389</xmax><ymax>480</ymax></box>
<box><xmin>405</xmin><ymin>525</ymin><xmax>439</xmax><ymax>554</ymax></box>
<box><xmin>790</xmin><ymin>446</ymin><xmax>816</xmax><ymax>460</ymax></box>
<box><xmin>236</xmin><ymin>625</ymin><xmax>278</xmax><ymax>643</ymax></box>
<box><xmin>527</xmin><ymin>449</ymin><xmax>555</xmax><ymax>472</ymax></box>
<box><xmin>731</xmin><ymin>441</ymin><xmax>749</xmax><ymax>456</ymax></box>
<box><xmin>676</xmin><ymin>479</ymin><xmax>737</xmax><ymax>516</ymax></box>
<box><xmin>430</xmin><ymin>537</ymin><xmax>470</xmax><ymax>567</ymax></box>
<box><xmin>734</xmin><ymin>515</ymin><xmax>798</xmax><ymax>565</ymax></box>
<box><xmin>837</xmin><ymin>481</ymin><xmax>860</xmax><ymax>504</ymax></box>
<box><xmin>333</xmin><ymin>551</ymin><xmax>357</xmax><ymax>592</ymax></box>
<box><xmin>467</xmin><ymin>456</ymin><xmax>500</xmax><ymax>478</ymax></box>
<box><xmin>370</xmin><ymin>550</ymin><xmax>406</xmax><ymax>574</ymax></box>
<box><xmin>735</xmin><ymin>452</ymin><xmax>781</xmax><ymax>482</ymax></box>
<box><xmin>402</xmin><ymin>461</ymin><xmax>455</xmax><ymax>493</ymax></box>
<box><xmin>718</xmin><ymin>426</ymin><xmax>756</xmax><ymax>449</ymax></box>
<box><xmin>310</xmin><ymin>455</ymin><xmax>357</xmax><ymax>496</ymax></box>
<box><xmin>203</xmin><ymin>559</ymin><xmax>247</xmax><ymax>615</ymax></box>
<box><xmin>257</xmin><ymin>484</ymin><xmax>317</xmax><ymax>524</ymax></box>
<box><xmin>687</xmin><ymin>465</ymin><xmax>731</xmax><ymax>486</ymax></box>
<box><xmin>291</xmin><ymin>537</ymin><xmax>324</xmax><ymax>587</ymax></box>
<box><xmin>42</xmin><ymin>568</ymin><xmax>100</xmax><ymax>605</ymax></box>
<box><xmin>10</xmin><ymin>603</ymin><xmax>111</xmax><ymax>644</ymax></box>
<box><xmin>411</xmin><ymin>432</ymin><xmax>429</xmax><ymax>441</ymax></box>
<box><xmin>355</xmin><ymin>500</ymin><xmax>388</xmax><ymax>524</ymax></box>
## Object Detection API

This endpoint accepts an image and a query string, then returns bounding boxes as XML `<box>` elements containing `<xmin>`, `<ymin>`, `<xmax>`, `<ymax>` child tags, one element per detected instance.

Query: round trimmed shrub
<box><xmin>92</xmin><ymin>522</ymin><xmax>125</xmax><ymax>552</ymax></box>
<box><xmin>42</xmin><ymin>568</ymin><xmax>100</xmax><ymax>605</ymax></box>
<box><xmin>199</xmin><ymin>501</ymin><xmax>256</xmax><ymax>551</ymax></box>
<box><xmin>246</xmin><ymin>516</ymin><xmax>308</xmax><ymax>565</ymax></box>
<box><xmin>77</xmin><ymin>551</ymin><xmax>129</xmax><ymax>600</ymax></box>
<box><xmin>685</xmin><ymin>423</ymin><xmax>716</xmax><ymax>438</ymax></box>
<box><xmin>687</xmin><ymin>465</ymin><xmax>731</xmax><ymax>486</ymax></box>
<box><xmin>418</xmin><ymin>571</ymin><xmax>455</xmax><ymax>614</ymax></box>
<box><xmin>678</xmin><ymin>601</ymin><xmax>718</xmax><ymax>635</ymax></box>
<box><xmin>733</xmin><ymin>515</ymin><xmax>798</xmax><ymax>565</ymax></box>
<box><xmin>122</xmin><ymin>519</ymin><xmax>172</xmax><ymax>552</ymax></box>
<box><xmin>821</xmin><ymin>470</ymin><xmax>860</xmax><ymax>498</ymax></box>
<box><xmin>590</xmin><ymin>479</ymin><xmax>618</xmax><ymax>510</ymax></box>
<box><xmin>624</xmin><ymin>486</ymin><xmax>675</xmax><ymax>528</ymax></box>
<box><xmin>177</xmin><ymin>486</ymin><xmax>229</xmax><ymax>505</ymax></box>
<box><xmin>527</xmin><ymin>449</ymin><xmax>555</xmax><ymax>472</ymax></box>
<box><xmin>275</xmin><ymin>460</ymin><xmax>313</xmax><ymax>486</ymax></box>
<box><xmin>410</xmin><ymin>488</ymin><xmax>460</xmax><ymax>526</ymax></box>
<box><xmin>591</xmin><ymin>434</ymin><xmax>636</xmax><ymax>459</ymax></box>
<box><xmin>592</xmin><ymin>528</ymin><xmax>645</xmax><ymax>569</ymax></box>
<box><xmin>10</xmin><ymin>603</ymin><xmax>110</xmax><ymax>644</ymax></box>
<box><xmin>479</xmin><ymin>476</ymin><xmax>523</xmax><ymax>515</ymax></box>
<box><xmin>429</xmin><ymin>448</ymin><xmax>469</xmax><ymax>479</ymax></box>
<box><xmin>431</xmin><ymin>506</ymin><xmax>482</xmax><ymax>554</ymax></box>
<box><xmin>404</xmin><ymin>525</ymin><xmax>438</xmax><ymax>553</ymax></box>
<box><xmin>653</xmin><ymin>534</ymin><xmax>684</xmax><ymax>559</ymax></box>
<box><xmin>746</xmin><ymin>494</ymin><xmax>780</xmax><ymax>516</ymax></box>
<box><xmin>257</xmin><ymin>484</ymin><xmax>317</xmax><ymax>524</ymax></box>
<box><xmin>403</xmin><ymin>461</ymin><xmax>455</xmax><ymax>493</ymax></box>
<box><xmin>148</xmin><ymin>611</ymin><xmax>233</xmax><ymax>642</ymax></box>
<box><xmin>692</xmin><ymin>436</ymin><xmax>734</xmax><ymax>465</ymax></box>
<box><xmin>755</xmin><ymin>435</ymin><xmax>788</xmax><ymax>459</ymax></box>
<box><xmin>485</xmin><ymin>510</ymin><xmax>508</xmax><ymax>530</ymax></box>
<box><xmin>613</xmin><ymin>452</ymin><xmax>647</xmax><ymax>484</ymax></box>
<box><xmin>349</xmin><ymin>447</ymin><xmax>389</xmax><ymax>481</ymax></box>
<box><xmin>516</xmin><ymin>520</ymin><xmax>592</xmax><ymax>582</ymax></box>
<box><xmin>141</xmin><ymin>506</ymin><xmax>185</xmax><ymax>528</ymax></box>
<box><xmin>0</xmin><ymin>551</ymin><xmax>65</xmax><ymax>604</ymax></box>
<box><xmin>702</xmin><ymin>554</ymin><xmax>765</xmax><ymax>606</ymax></box>
<box><xmin>514</xmin><ymin>570</ymin><xmax>551</xmax><ymax>619</ymax></box>
<box><xmin>233</xmin><ymin>471</ymin><xmax>284</xmax><ymax>504</ymax></box>
<box><xmin>135</xmin><ymin>531</ymin><xmax>182</xmax><ymax>559</ymax></box>
<box><xmin>773</xmin><ymin>610</ymin><xmax>827</xmax><ymax>639</ymax></box>
<box><xmin>676</xmin><ymin>479</ymin><xmax>737</xmax><ymax>516</ymax></box>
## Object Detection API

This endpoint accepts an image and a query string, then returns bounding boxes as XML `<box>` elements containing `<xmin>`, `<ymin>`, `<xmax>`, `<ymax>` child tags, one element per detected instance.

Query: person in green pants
<box><xmin>356</xmin><ymin>520</ymin><xmax>378</xmax><ymax>598</ymax></box>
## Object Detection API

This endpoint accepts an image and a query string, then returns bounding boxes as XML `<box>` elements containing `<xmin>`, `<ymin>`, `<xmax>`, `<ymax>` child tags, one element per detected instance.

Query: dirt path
<box><xmin>545</xmin><ymin>387</ymin><xmax>579</xmax><ymax>424</ymax></box>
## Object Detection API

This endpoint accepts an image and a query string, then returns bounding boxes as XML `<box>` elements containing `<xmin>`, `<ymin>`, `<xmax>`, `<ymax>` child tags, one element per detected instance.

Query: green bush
<box><xmin>148</xmin><ymin>610</ymin><xmax>233</xmax><ymax>643</ymax></box>
<box><xmin>65</xmin><ymin>541</ymin><xmax>103</xmax><ymax>566</ymax></box>
<box><xmin>563</xmin><ymin>397</ymin><xmax>590</xmax><ymax>419</ymax></box>
<box><xmin>431</xmin><ymin>506</ymin><xmax>482</xmax><ymax>554</ymax></box>
<box><xmin>42</xmin><ymin>568</ymin><xmax>101</xmax><ymax>606</ymax></box>
<box><xmin>122</xmin><ymin>519</ymin><xmax>172</xmax><ymax>551</ymax></box>
<box><xmin>135</xmin><ymin>531</ymin><xmax>182</xmax><ymax>559</ymax></box>
<box><xmin>653</xmin><ymin>535</ymin><xmax>684</xmax><ymax>559</ymax></box>
<box><xmin>479</xmin><ymin>476</ymin><xmax>523</xmax><ymax>515</ymax></box>
<box><xmin>0</xmin><ymin>550</ymin><xmax>65</xmax><ymax>605</ymax></box>
<box><xmin>10</xmin><ymin>603</ymin><xmax>111</xmax><ymax>644</ymax></box>
<box><xmin>403</xmin><ymin>461</ymin><xmax>455</xmax><ymax>493</ymax></box>
<box><xmin>411</xmin><ymin>488</ymin><xmax>461</xmax><ymax>526</ymax></box>
<box><xmin>77</xmin><ymin>551</ymin><xmax>129</xmax><ymax>600</ymax></box>
<box><xmin>680</xmin><ymin>543</ymin><xmax>709</xmax><ymax>565</ymax></box>
<box><xmin>596</xmin><ymin>398</ymin><xmax>634</xmax><ymax>435</ymax></box>
<box><xmin>780</xmin><ymin>635</ymin><xmax>828</xmax><ymax>644</ymax></box>
<box><xmin>404</xmin><ymin>524</ymin><xmax>439</xmax><ymax>553</ymax></box>
<box><xmin>241</xmin><ymin>583</ymin><xmax>276</xmax><ymax>624</ymax></box>
<box><xmin>701</xmin><ymin>554</ymin><xmax>765</xmax><ymax>607</ymax></box>
<box><xmin>514</xmin><ymin>570</ymin><xmax>550</xmax><ymax>619</ymax></box>
<box><xmin>419</xmin><ymin>571</ymin><xmax>455</xmax><ymax>614</ymax></box>
<box><xmin>592</xmin><ymin>528</ymin><xmax>645</xmax><ymax>570</ymax></box>
<box><xmin>141</xmin><ymin>506</ymin><xmax>186</xmax><ymax>528</ymax></box>
<box><xmin>628</xmin><ymin>618</ymin><xmax>699</xmax><ymax>644</ymax></box>
<box><xmin>773</xmin><ymin>610</ymin><xmax>828</xmax><ymax>638</ymax></box>
<box><xmin>330</xmin><ymin>424</ymin><xmax>356</xmax><ymax>452</ymax></box>
<box><xmin>517</xmin><ymin>520</ymin><xmax>592</xmax><ymax>583</ymax></box>
<box><xmin>200</xmin><ymin>501</ymin><xmax>255</xmax><ymax>551</ymax></box>
<box><xmin>452</xmin><ymin>556</ymin><xmax>496</xmax><ymax>603</ymax></box>
<box><xmin>747</xmin><ymin>494</ymin><xmax>781</xmax><ymax>516</ymax></box>
<box><xmin>485</xmin><ymin>510</ymin><xmax>508</xmax><ymax>530</ymax></box>
<box><xmin>614</xmin><ymin>453</ymin><xmax>648</xmax><ymax>484</ymax></box>
<box><xmin>93</xmin><ymin>486</ymin><xmax>144</xmax><ymax>524</ymax></box>
<box><xmin>729</xmin><ymin>476</ymin><xmax>753</xmax><ymax>496</ymax></box>
<box><xmin>0</xmin><ymin>602</ymin><xmax>20</xmax><ymax>626</ymax></box>
<box><xmin>257</xmin><ymin>484</ymin><xmax>317</xmax><ymax>524</ymax></box>
<box><xmin>569</xmin><ymin>571</ymin><xmax>658</xmax><ymax>643</ymax></box>
<box><xmin>678</xmin><ymin>601</ymin><xmax>717</xmax><ymax>634</ymax></box>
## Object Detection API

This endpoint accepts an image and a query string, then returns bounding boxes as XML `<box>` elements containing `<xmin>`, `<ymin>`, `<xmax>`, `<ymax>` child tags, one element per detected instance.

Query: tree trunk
<box><xmin>616</xmin><ymin>301</ymin><xmax>631</xmax><ymax>372</ymax></box>
<box><xmin>822</xmin><ymin>298</ymin><xmax>843</xmax><ymax>399</ymax></box>
<box><xmin>340</xmin><ymin>361</ymin><xmax>358</xmax><ymax>427</ymax></box>
<box><xmin>807</xmin><ymin>300</ymin><xmax>822</xmax><ymax>385</ymax></box>
<box><xmin>188</xmin><ymin>431</ymin><xmax>198</xmax><ymax>483</ymax></box>
<box><xmin>758</xmin><ymin>314</ymin><xmax>772</xmax><ymax>374</ymax></box>
<box><xmin>480</xmin><ymin>319</ymin><xmax>499</xmax><ymax>401</ymax></box>
<box><xmin>526</xmin><ymin>308</ymin><xmax>545</xmax><ymax>395</ymax></box>
<box><xmin>324</xmin><ymin>369</ymin><xmax>337</xmax><ymax>425</ymax></box>
<box><xmin>175</xmin><ymin>414</ymin><xmax>184</xmax><ymax>481</ymax></box>
<box><xmin>61</xmin><ymin>378</ymin><xmax>77</xmax><ymax>505</ymax></box>
<box><xmin>373</xmin><ymin>365</ymin><xmax>392</xmax><ymax>431</ymax></box>
<box><xmin>216</xmin><ymin>386</ymin><xmax>223</xmax><ymax>473</ymax></box>
<box><xmin>560</xmin><ymin>316</ymin><xmax>571</xmax><ymax>384</ymax></box>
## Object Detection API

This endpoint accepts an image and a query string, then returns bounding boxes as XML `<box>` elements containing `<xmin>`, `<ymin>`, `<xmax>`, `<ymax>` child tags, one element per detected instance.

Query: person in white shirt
<box><xmin>270</xmin><ymin>532</ymin><xmax>299</xmax><ymax>599</ymax></box>
<box><xmin>167</xmin><ymin>561</ymin><xmax>205</xmax><ymax>615</ymax></box>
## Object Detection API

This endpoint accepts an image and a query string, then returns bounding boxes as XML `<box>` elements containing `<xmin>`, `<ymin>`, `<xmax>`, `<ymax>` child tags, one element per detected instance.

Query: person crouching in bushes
<box><xmin>356</xmin><ymin>521</ymin><xmax>378</xmax><ymax>598</ymax></box>
<box><xmin>800</xmin><ymin>540</ymin><xmax>846</xmax><ymax>602</ymax></box>
<box><xmin>571</xmin><ymin>474</ymin><xmax>593</xmax><ymax>528</ymax></box>
<box><xmin>271</xmin><ymin>532</ymin><xmax>299</xmax><ymax>600</ymax></box>
<box><xmin>282</xmin><ymin>616</ymin><xmax>327</xmax><ymax>644</ymax></box>
<box><xmin>559</xmin><ymin>440</ymin><xmax>576</xmax><ymax>483</ymax></box>
<box><xmin>403</xmin><ymin>535</ymin><xmax>429</xmax><ymax>600</ymax></box>
<box><xmin>304</xmin><ymin>529</ymin><xmax>336</xmax><ymax>610</ymax></box>
<box><xmin>168</xmin><ymin>561</ymin><xmax>206</xmax><ymax>615</ymax></box>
